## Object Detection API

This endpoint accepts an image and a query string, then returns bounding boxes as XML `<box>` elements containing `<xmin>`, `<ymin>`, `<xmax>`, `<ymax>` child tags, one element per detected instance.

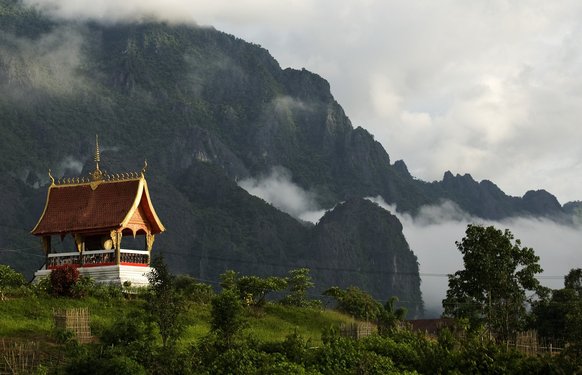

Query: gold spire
<box><xmin>95</xmin><ymin>134</ymin><xmax>100</xmax><ymax>167</ymax></box>
<box><xmin>90</xmin><ymin>135</ymin><xmax>104</xmax><ymax>182</ymax></box>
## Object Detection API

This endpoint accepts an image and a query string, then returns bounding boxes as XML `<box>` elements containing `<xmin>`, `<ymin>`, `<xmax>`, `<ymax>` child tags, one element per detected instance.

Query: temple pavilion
<box><xmin>31</xmin><ymin>137</ymin><xmax>165</xmax><ymax>286</ymax></box>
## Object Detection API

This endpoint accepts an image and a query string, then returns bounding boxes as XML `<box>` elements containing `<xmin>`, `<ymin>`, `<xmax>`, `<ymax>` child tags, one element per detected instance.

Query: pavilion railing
<box><xmin>47</xmin><ymin>249</ymin><xmax>150</xmax><ymax>269</ymax></box>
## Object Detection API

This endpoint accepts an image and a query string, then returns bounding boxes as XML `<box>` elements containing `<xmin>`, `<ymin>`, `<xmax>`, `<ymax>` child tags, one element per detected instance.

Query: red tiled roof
<box><xmin>31</xmin><ymin>179</ymin><xmax>157</xmax><ymax>235</ymax></box>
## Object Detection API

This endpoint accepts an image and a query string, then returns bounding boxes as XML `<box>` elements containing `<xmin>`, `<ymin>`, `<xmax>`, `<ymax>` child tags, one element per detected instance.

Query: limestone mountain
<box><xmin>0</xmin><ymin>0</ymin><xmax>576</xmax><ymax>314</ymax></box>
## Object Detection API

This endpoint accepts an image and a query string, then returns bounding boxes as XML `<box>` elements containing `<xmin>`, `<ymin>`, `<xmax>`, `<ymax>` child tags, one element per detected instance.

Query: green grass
<box><xmin>247</xmin><ymin>304</ymin><xmax>356</xmax><ymax>344</ymax></box>
<box><xmin>0</xmin><ymin>295</ymin><xmax>355</xmax><ymax>346</ymax></box>
<box><xmin>0</xmin><ymin>295</ymin><xmax>142</xmax><ymax>341</ymax></box>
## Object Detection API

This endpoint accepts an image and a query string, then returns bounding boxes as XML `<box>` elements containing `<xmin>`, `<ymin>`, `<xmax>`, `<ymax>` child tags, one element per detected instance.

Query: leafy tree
<box><xmin>210</xmin><ymin>289</ymin><xmax>247</xmax><ymax>346</ymax></box>
<box><xmin>280</xmin><ymin>268</ymin><xmax>320</xmax><ymax>308</ymax></box>
<box><xmin>99</xmin><ymin>311</ymin><xmax>157</xmax><ymax>366</ymax></box>
<box><xmin>378</xmin><ymin>296</ymin><xmax>407</xmax><ymax>336</ymax></box>
<box><xmin>219</xmin><ymin>270</ymin><xmax>239</xmax><ymax>291</ymax></box>
<box><xmin>533</xmin><ymin>268</ymin><xmax>582</xmax><ymax>359</ymax></box>
<box><xmin>174</xmin><ymin>274</ymin><xmax>214</xmax><ymax>304</ymax></box>
<box><xmin>564</xmin><ymin>268</ymin><xmax>582</xmax><ymax>292</ymax></box>
<box><xmin>219</xmin><ymin>270</ymin><xmax>287</xmax><ymax>307</ymax></box>
<box><xmin>443</xmin><ymin>224</ymin><xmax>544</xmax><ymax>341</ymax></box>
<box><xmin>323</xmin><ymin>286</ymin><xmax>382</xmax><ymax>321</ymax></box>
<box><xmin>237</xmin><ymin>275</ymin><xmax>287</xmax><ymax>307</ymax></box>
<box><xmin>146</xmin><ymin>255</ymin><xmax>186</xmax><ymax>348</ymax></box>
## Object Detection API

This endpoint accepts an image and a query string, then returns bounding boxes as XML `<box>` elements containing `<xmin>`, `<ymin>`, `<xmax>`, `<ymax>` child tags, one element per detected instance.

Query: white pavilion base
<box><xmin>33</xmin><ymin>265</ymin><xmax>152</xmax><ymax>287</ymax></box>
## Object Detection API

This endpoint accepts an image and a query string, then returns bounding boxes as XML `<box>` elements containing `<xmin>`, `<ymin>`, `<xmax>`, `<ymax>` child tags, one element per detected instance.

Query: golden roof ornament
<box><xmin>46</xmin><ymin>136</ymin><xmax>144</xmax><ymax>188</ymax></box>
<box><xmin>90</xmin><ymin>134</ymin><xmax>104</xmax><ymax>182</ymax></box>
<box><xmin>48</xmin><ymin>169</ymin><xmax>55</xmax><ymax>185</ymax></box>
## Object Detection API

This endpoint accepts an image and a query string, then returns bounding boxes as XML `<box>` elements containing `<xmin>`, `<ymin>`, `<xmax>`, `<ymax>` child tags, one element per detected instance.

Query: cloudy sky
<box><xmin>25</xmin><ymin>0</ymin><xmax>582</xmax><ymax>204</ymax></box>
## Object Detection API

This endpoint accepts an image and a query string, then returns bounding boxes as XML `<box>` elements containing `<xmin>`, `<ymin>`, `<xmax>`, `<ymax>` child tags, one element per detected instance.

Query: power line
<box><xmin>158</xmin><ymin>249</ymin><xmax>569</xmax><ymax>280</ymax></box>
<box><xmin>0</xmin><ymin>246</ymin><xmax>571</xmax><ymax>280</ymax></box>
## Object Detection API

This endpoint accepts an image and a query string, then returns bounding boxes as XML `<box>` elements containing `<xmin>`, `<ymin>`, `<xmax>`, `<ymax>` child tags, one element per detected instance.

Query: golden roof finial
<box><xmin>90</xmin><ymin>135</ymin><xmax>104</xmax><ymax>182</ymax></box>
<box><xmin>95</xmin><ymin>134</ymin><xmax>100</xmax><ymax>166</ymax></box>
<box><xmin>141</xmin><ymin>159</ymin><xmax>148</xmax><ymax>177</ymax></box>
<box><xmin>48</xmin><ymin>169</ymin><xmax>55</xmax><ymax>185</ymax></box>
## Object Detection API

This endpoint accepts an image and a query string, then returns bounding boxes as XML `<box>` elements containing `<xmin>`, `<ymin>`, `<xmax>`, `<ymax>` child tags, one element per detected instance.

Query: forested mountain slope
<box><xmin>0</xmin><ymin>0</ymin><xmax>575</xmax><ymax>315</ymax></box>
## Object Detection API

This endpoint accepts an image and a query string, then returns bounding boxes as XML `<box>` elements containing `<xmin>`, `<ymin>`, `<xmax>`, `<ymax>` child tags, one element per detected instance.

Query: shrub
<box><xmin>174</xmin><ymin>274</ymin><xmax>215</xmax><ymax>304</ymax></box>
<box><xmin>71</xmin><ymin>275</ymin><xmax>95</xmax><ymax>298</ymax></box>
<box><xmin>210</xmin><ymin>289</ymin><xmax>247</xmax><ymax>346</ymax></box>
<box><xmin>280</xmin><ymin>268</ymin><xmax>321</xmax><ymax>308</ymax></box>
<box><xmin>0</xmin><ymin>265</ymin><xmax>27</xmax><ymax>299</ymax></box>
<box><xmin>99</xmin><ymin>311</ymin><xmax>156</xmax><ymax>365</ymax></box>
<box><xmin>49</xmin><ymin>265</ymin><xmax>79</xmax><ymax>297</ymax></box>
<box><xmin>0</xmin><ymin>264</ymin><xmax>26</xmax><ymax>288</ymax></box>
<box><xmin>323</xmin><ymin>286</ymin><xmax>382</xmax><ymax>321</ymax></box>
<box><xmin>146</xmin><ymin>255</ymin><xmax>186</xmax><ymax>348</ymax></box>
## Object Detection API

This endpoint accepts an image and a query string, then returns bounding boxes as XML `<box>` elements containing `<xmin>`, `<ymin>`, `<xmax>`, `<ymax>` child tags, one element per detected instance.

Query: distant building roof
<box><xmin>31</xmin><ymin>177</ymin><xmax>165</xmax><ymax>236</ymax></box>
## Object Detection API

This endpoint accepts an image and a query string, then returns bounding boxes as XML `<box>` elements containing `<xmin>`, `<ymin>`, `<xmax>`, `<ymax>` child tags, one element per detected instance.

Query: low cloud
<box><xmin>367</xmin><ymin>196</ymin><xmax>582</xmax><ymax>316</ymax></box>
<box><xmin>238</xmin><ymin>167</ymin><xmax>326</xmax><ymax>223</ymax></box>
<box><xmin>55</xmin><ymin>155</ymin><xmax>84</xmax><ymax>178</ymax></box>
<box><xmin>0</xmin><ymin>26</ymin><xmax>88</xmax><ymax>98</ymax></box>
<box><xmin>22</xmin><ymin>0</ymin><xmax>312</xmax><ymax>26</ymax></box>
<box><xmin>273</xmin><ymin>96</ymin><xmax>311</xmax><ymax>114</ymax></box>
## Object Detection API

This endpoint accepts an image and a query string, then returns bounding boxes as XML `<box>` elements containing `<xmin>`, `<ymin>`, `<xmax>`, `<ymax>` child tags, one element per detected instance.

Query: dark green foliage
<box><xmin>65</xmin><ymin>355</ymin><xmax>147</xmax><ymax>375</ymax></box>
<box><xmin>378</xmin><ymin>296</ymin><xmax>407</xmax><ymax>336</ymax></box>
<box><xmin>443</xmin><ymin>224</ymin><xmax>544</xmax><ymax>341</ymax></box>
<box><xmin>191</xmin><ymin>338</ymin><xmax>309</xmax><ymax>375</ymax></box>
<box><xmin>237</xmin><ymin>275</ymin><xmax>287</xmax><ymax>307</ymax></box>
<box><xmin>146</xmin><ymin>255</ymin><xmax>186</xmax><ymax>348</ymax></box>
<box><xmin>324</xmin><ymin>286</ymin><xmax>382</xmax><ymax>321</ymax></box>
<box><xmin>219</xmin><ymin>270</ymin><xmax>287</xmax><ymax>307</ymax></box>
<box><xmin>174</xmin><ymin>274</ymin><xmax>215</xmax><ymax>304</ymax></box>
<box><xmin>70</xmin><ymin>275</ymin><xmax>96</xmax><ymax>299</ymax></box>
<box><xmin>99</xmin><ymin>311</ymin><xmax>157</xmax><ymax>366</ymax></box>
<box><xmin>313</xmin><ymin>335</ymin><xmax>397</xmax><ymax>374</ymax></box>
<box><xmin>565</xmin><ymin>268</ymin><xmax>582</xmax><ymax>292</ymax></box>
<box><xmin>49</xmin><ymin>265</ymin><xmax>80</xmax><ymax>297</ymax></box>
<box><xmin>0</xmin><ymin>264</ymin><xmax>25</xmax><ymax>288</ymax></box>
<box><xmin>532</xmin><ymin>268</ymin><xmax>582</xmax><ymax>364</ymax></box>
<box><xmin>0</xmin><ymin>264</ymin><xmax>27</xmax><ymax>299</ymax></box>
<box><xmin>280</xmin><ymin>268</ymin><xmax>321</xmax><ymax>308</ymax></box>
<box><xmin>210</xmin><ymin>289</ymin><xmax>247</xmax><ymax>345</ymax></box>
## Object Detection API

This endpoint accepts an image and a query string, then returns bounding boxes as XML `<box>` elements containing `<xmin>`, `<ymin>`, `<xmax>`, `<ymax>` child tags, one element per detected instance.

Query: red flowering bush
<box><xmin>49</xmin><ymin>265</ymin><xmax>80</xmax><ymax>297</ymax></box>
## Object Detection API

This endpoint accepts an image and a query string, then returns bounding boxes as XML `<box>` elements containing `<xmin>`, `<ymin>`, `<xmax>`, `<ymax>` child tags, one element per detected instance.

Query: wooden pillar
<box><xmin>110</xmin><ymin>230</ymin><xmax>122</xmax><ymax>265</ymax></box>
<box><xmin>74</xmin><ymin>234</ymin><xmax>84</xmax><ymax>266</ymax></box>
<box><xmin>41</xmin><ymin>236</ymin><xmax>51</xmax><ymax>255</ymax></box>
<box><xmin>146</xmin><ymin>233</ymin><xmax>155</xmax><ymax>266</ymax></box>
<box><xmin>42</xmin><ymin>236</ymin><xmax>51</xmax><ymax>267</ymax></box>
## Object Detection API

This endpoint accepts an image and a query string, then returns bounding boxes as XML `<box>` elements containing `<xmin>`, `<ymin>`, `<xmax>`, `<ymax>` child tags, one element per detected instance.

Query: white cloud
<box><xmin>55</xmin><ymin>155</ymin><xmax>84</xmax><ymax>177</ymax></box>
<box><xmin>238</xmin><ymin>167</ymin><xmax>326</xmax><ymax>223</ymax></box>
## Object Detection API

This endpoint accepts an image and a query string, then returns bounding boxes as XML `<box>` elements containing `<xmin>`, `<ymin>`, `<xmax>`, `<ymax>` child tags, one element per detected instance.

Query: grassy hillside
<box><xmin>0</xmin><ymin>294</ymin><xmax>355</xmax><ymax>346</ymax></box>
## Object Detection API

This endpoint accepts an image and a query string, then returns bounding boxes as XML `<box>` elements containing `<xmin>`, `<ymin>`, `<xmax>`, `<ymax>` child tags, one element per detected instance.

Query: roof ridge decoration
<box><xmin>45</xmin><ymin>136</ymin><xmax>147</xmax><ymax>190</ymax></box>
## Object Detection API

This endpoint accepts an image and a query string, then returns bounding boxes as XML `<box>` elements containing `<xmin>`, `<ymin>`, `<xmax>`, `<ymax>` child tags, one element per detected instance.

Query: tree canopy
<box><xmin>443</xmin><ymin>224</ymin><xmax>544</xmax><ymax>340</ymax></box>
